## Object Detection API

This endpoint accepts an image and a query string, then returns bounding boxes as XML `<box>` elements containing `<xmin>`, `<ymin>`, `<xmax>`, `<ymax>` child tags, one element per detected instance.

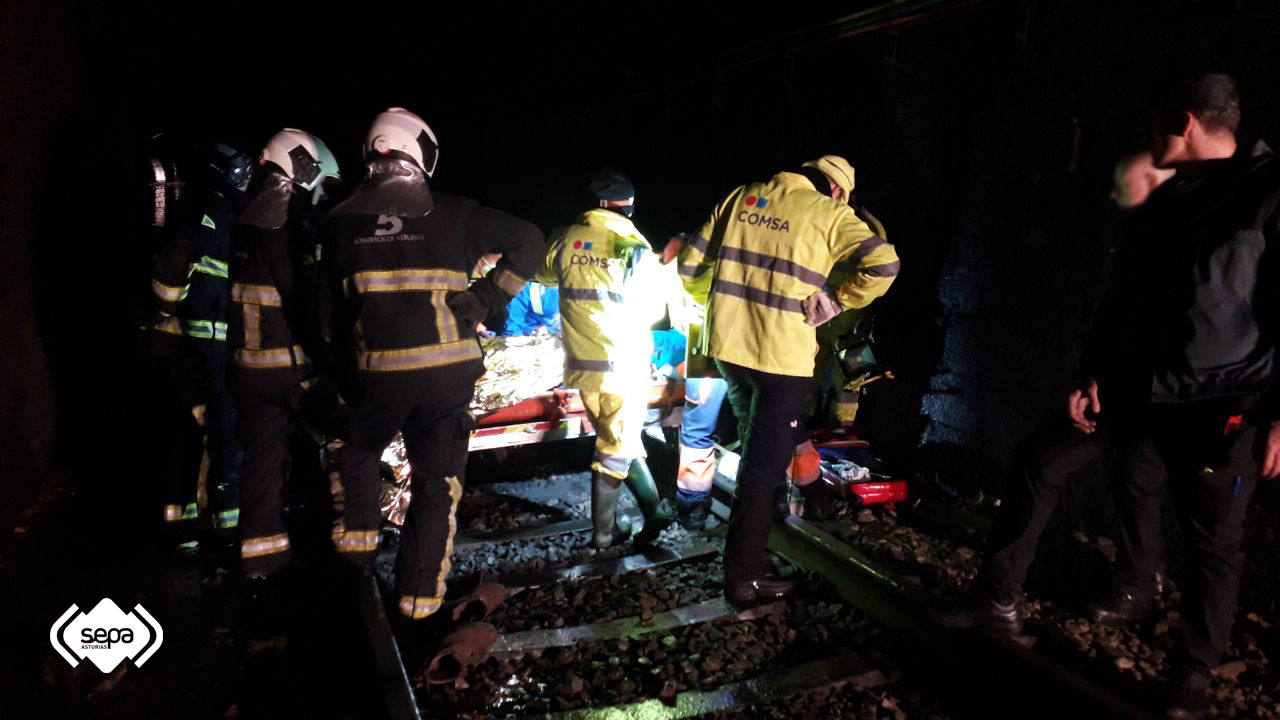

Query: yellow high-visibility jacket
<box><xmin>536</xmin><ymin>209</ymin><xmax>680</xmax><ymax>394</ymax></box>
<box><xmin>677</xmin><ymin>171</ymin><xmax>899</xmax><ymax>377</ymax></box>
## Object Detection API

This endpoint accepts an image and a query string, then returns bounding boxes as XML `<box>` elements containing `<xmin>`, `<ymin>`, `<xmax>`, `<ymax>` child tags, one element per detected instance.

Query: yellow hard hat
<box><xmin>803</xmin><ymin>155</ymin><xmax>856</xmax><ymax>202</ymax></box>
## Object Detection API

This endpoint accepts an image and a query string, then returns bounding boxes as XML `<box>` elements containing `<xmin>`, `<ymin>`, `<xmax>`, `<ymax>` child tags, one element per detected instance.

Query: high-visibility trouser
<box><xmin>236</xmin><ymin>385</ymin><xmax>303</xmax><ymax>577</ymax></box>
<box><xmin>678</xmin><ymin>378</ymin><xmax>729</xmax><ymax>493</ymax></box>
<box><xmin>580</xmin><ymin>389</ymin><xmax>648</xmax><ymax>480</ymax></box>
<box><xmin>786</xmin><ymin>440</ymin><xmax>822</xmax><ymax>487</ymax></box>
<box><xmin>340</xmin><ymin>380</ymin><xmax>475</xmax><ymax>620</ymax></box>
<box><xmin>190</xmin><ymin>335</ymin><xmax>241</xmax><ymax>530</ymax></box>
<box><xmin>154</xmin><ymin>316</ymin><xmax>229</xmax><ymax>341</ymax></box>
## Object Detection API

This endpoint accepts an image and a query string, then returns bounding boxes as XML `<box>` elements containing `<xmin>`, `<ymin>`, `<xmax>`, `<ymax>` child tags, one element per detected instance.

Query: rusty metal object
<box><xmin>420</xmin><ymin>622</ymin><xmax>500</xmax><ymax>686</ymax></box>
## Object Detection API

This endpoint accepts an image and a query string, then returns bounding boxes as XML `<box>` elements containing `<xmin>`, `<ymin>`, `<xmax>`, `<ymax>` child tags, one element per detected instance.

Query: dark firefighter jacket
<box><xmin>324</xmin><ymin>158</ymin><xmax>543</xmax><ymax>389</ymax></box>
<box><xmin>1083</xmin><ymin>140</ymin><xmax>1280</xmax><ymax>417</ymax></box>
<box><xmin>228</xmin><ymin>168</ymin><xmax>329</xmax><ymax>393</ymax></box>
<box><xmin>150</xmin><ymin>190</ymin><xmax>235</xmax><ymax>345</ymax></box>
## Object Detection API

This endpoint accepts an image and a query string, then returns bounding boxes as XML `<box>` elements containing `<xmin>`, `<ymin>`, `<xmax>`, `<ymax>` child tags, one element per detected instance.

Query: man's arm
<box><xmin>1256</xmin><ymin>194</ymin><xmax>1280</xmax><ymax>477</ymax></box>
<box><xmin>150</xmin><ymin>225</ymin><xmax>196</xmax><ymax>318</ymax></box>
<box><xmin>534</xmin><ymin>227</ymin><xmax>567</xmax><ymax>288</ymax></box>
<box><xmin>827</xmin><ymin>210</ymin><xmax>899</xmax><ymax>310</ymax></box>
<box><xmin>456</xmin><ymin>204</ymin><xmax>545</xmax><ymax>323</ymax></box>
<box><xmin>676</xmin><ymin>189</ymin><xmax>740</xmax><ymax>306</ymax></box>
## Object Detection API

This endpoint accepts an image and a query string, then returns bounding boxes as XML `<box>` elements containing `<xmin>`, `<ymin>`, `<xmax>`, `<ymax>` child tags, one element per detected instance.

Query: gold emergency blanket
<box><xmin>379</xmin><ymin>330</ymin><xmax>567</xmax><ymax>525</ymax></box>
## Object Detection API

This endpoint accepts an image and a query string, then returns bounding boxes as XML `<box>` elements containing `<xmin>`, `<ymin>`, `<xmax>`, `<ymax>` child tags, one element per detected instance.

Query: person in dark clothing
<box><xmin>324</xmin><ymin>108</ymin><xmax>543</xmax><ymax>624</ymax></box>
<box><xmin>144</xmin><ymin>141</ymin><xmax>254</xmax><ymax>546</ymax></box>
<box><xmin>939</xmin><ymin>73</ymin><xmax>1280</xmax><ymax>719</ymax></box>
<box><xmin>229</xmin><ymin>128</ymin><xmax>340</xmax><ymax>578</ymax></box>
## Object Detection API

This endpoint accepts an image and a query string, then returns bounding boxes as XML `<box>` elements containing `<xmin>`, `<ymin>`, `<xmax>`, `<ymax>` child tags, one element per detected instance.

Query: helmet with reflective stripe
<box><xmin>260</xmin><ymin>128</ymin><xmax>340</xmax><ymax>191</ymax></box>
<box><xmin>209</xmin><ymin>142</ymin><xmax>255</xmax><ymax>192</ymax></box>
<box><xmin>365</xmin><ymin>107</ymin><xmax>439</xmax><ymax>176</ymax></box>
<box><xmin>803</xmin><ymin>155</ymin><xmax>856</xmax><ymax>203</ymax></box>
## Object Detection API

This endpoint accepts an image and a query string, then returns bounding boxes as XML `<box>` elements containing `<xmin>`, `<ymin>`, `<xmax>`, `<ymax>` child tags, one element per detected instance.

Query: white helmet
<box><xmin>365</xmin><ymin>107</ymin><xmax>439</xmax><ymax>176</ymax></box>
<box><xmin>260</xmin><ymin>128</ymin><xmax>340</xmax><ymax>191</ymax></box>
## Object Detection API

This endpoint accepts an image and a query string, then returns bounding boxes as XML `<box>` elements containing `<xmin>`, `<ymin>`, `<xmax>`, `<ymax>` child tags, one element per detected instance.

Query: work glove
<box><xmin>446</xmin><ymin>290</ymin><xmax>489</xmax><ymax>326</ymax></box>
<box><xmin>802</xmin><ymin>289</ymin><xmax>843</xmax><ymax>327</ymax></box>
<box><xmin>661</xmin><ymin>235</ymin><xmax>687</xmax><ymax>265</ymax></box>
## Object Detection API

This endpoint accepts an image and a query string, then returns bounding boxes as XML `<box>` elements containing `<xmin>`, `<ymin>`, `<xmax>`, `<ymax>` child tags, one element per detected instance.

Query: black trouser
<box><xmin>236</xmin><ymin>383</ymin><xmax>304</xmax><ymax>577</ymax></box>
<box><xmin>138</xmin><ymin>354</ymin><xmax>205</xmax><ymax>538</ymax></box>
<box><xmin>981</xmin><ymin>404</ymin><xmax>1259</xmax><ymax>670</ymax></box>
<box><xmin>716</xmin><ymin>360</ymin><xmax>813</xmax><ymax>586</ymax></box>
<box><xmin>194</xmin><ymin>339</ymin><xmax>241</xmax><ymax>528</ymax></box>
<box><xmin>339</xmin><ymin>375</ymin><xmax>475</xmax><ymax>621</ymax></box>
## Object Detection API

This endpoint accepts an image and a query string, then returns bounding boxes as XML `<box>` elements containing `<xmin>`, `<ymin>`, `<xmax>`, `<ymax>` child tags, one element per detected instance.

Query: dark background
<box><xmin>4</xmin><ymin>0</ymin><xmax>1280</xmax><ymax>594</ymax></box>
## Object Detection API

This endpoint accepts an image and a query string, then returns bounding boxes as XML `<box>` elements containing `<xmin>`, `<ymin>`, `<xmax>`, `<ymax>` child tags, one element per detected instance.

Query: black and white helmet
<box><xmin>365</xmin><ymin>107</ymin><xmax>439</xmax><ymax>176</ymax></box>
<box><xmin>260</xmin><ymin>128</ymin><xmax>340</xmax><ymax>191</ymax></box>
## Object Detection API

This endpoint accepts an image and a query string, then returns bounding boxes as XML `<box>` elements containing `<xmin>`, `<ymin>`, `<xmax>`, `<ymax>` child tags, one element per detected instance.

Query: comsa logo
<box><xmin>737</xmin><ymin>195</ymin><xmax>790</xmax><ymax>232</ymax></box>
<box><xmin>50</xmin><ymin>599</ymin><xmax>164</xmax><ymax>673</ymax></box>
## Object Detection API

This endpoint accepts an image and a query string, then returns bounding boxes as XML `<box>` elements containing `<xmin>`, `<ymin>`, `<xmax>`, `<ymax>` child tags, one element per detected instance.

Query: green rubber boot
<box><xmin>592</xmin><ymin>471</ymin><xmax>632</xmax><ymax>548</ymax></box>
<box><xmin>625</xmin><ymin>460</ymin><xmax>674</xmax><ymax>546</ymax></box>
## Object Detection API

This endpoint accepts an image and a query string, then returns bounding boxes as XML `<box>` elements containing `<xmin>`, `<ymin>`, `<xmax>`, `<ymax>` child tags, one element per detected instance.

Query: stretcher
<box><xmin>467</xmin><ymin>380</ymin><xmax>685</xmax><ymax>452</ymax></box>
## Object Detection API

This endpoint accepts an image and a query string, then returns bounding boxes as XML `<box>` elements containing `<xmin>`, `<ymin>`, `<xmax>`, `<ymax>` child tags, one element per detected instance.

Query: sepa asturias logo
<box><xmin>50</xmin><ymin>599</ymin><xmax>163</xmax><ymax>673</ymax></box>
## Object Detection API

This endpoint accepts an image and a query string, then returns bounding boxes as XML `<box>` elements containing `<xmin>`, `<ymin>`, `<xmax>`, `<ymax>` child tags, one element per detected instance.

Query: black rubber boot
<box><xmin>624</xmin><ymin>460</ymin><xmax>674</xmax><ymax>545</ymax></box>
<box><xmin>675</xmin><ymin>492</ymin><xmax>710</xmax><ymax>531</ymax></box>
<box><xmin>1164</xmin><ymin>666</ymin><xmax>1211</xmax><ymax>719</ymax></box>
<box><xmin>933</xmin><ymin>589</ymin><xmax>1022</xmax><ymax>635</ymax></box>
<box><xmin>798</xmin><ymin>480</ymin><xmax>833</xmax><ymax>520</ymax></box>
<box><xmin>1087</xmin><ymin>588</ymin><xmax>1155</xmax><ymax>627</ymax></box>
<box><xmin>591</xmin><ymin>471</ymin><xmax>632</xmax><ymax>549</ymax></box>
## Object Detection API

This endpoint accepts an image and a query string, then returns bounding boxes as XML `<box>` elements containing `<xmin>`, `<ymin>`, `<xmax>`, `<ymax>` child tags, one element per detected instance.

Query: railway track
<box><xmin>351</xmin><ymin>438</ymin><xmax>1157</xmax><ymax>720</ymax></box>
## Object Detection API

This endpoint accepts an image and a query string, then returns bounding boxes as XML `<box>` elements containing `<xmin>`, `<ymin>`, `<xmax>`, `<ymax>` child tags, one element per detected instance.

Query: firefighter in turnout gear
<box><xmin>536</xmin><ymin>168</ymin><xmax>679</xmax><ymax>549</ymax></box>
<box><xmin>813</xmin><ymin>205</ymin><xmax>887</xmax><ymax>427</ymax></box>
<box><xmin>326</xmin><ymin>108</ymin><xmax>543</xmax><ymax>622</ymax></box>
<box><xmin>147</xmin><ymin>142</ymin><xmax>254</xmax><ymax>545</ymax></box>
<box><xmin>674</xmin><ymin>155</ymin><xmax>899</xmax><ymax>605</ymax></box>
<box><xmin>229</xmin><ymin>128</ymin><xmax>340</xmax><ymax>577</ymax></box>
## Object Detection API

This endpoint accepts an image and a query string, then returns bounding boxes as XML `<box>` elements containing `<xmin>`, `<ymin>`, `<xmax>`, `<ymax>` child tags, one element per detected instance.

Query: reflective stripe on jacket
<box><xmin>678</xmin><ymin>172</ymin><xmax>899</xmax><ymax>377</ymax></box>
<box><xmin>536</xmin><ymin>209</ymin><xmax>680</xmax><ymax>393</ymax></box>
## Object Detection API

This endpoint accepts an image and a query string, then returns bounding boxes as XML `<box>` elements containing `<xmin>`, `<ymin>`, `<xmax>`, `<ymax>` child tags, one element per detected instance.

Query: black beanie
<box><xmin>587</xmin><ymin>167</ymin><xmax>635</xmax><ymax>203</ymax></box>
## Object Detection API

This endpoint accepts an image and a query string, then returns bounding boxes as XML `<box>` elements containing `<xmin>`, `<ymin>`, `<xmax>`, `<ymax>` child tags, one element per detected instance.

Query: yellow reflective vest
<box><xmin>678</xmin><ymin>172</ymin><xmax>899</xmax><ymax>377</ymax></box>
<box><xmin>536</xmin><ymin>209</ymin><xmax>681</xmax><ymax>394</ymax></box>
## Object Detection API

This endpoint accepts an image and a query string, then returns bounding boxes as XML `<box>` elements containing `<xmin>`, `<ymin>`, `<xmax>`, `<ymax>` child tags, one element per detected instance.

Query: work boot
<box><xmin>933</xmin><ymin>589</ymin><xmax>1022</xmax><ymax>635</ymax></box>
<box><xmin>675</xmin><ymin>489</ymin><xmax>710</xmax><ymax>531</ymax></box>
<box><xmin>1087</xmin><ymin>588</ymin><xmax>1154</xmax><ymax>627</ymax></box>
<box><xmin>724</xmin><ymin>570</ymin><xmax>796</xmax><ymax>607</ymax></box>
<box><xmin>625</xmin><ymin>460</ymin><xmax>674</xmax><ymax>545</ymax></box>
<box><xmin>1164</xmin><ymin>666</ymin><xmax>1211</xmax><ymax>719</ymax></box>
<box><xmin>591</xmin><ymin>471</ymin><xmax>632</xmax><ymax>548</ymax></box>
<box><xmin>798</xmin><ymin>480</ymin><xmax>832</xmax><ymax>520</ymax></box>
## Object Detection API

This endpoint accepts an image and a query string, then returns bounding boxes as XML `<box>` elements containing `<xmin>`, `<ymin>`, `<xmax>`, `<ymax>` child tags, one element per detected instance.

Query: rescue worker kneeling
<box><xmin>674</xmin><ymin>155</ymin><xmax>899</xmax><ymax>605</ymax></box>
<box><xmin>536</xmin><ymin>168</ymin><xmax>677</xmax><ymax>548</ymax></box>
<box><xmin>326</xmin><ymin>108</ymin><xmax>542</xmax><ymax>623</ymax></box>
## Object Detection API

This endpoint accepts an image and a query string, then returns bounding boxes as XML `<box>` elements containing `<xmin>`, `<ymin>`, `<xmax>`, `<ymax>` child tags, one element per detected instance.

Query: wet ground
<box><xmin>818</xmin><ymin>494</ymin><xmax>1280</xmax><ymax>719</ymax></box>
<box><xmin>19</xmin><ymin>432</ymin><xmax>1272</xmax><ymax>718</ymax></box>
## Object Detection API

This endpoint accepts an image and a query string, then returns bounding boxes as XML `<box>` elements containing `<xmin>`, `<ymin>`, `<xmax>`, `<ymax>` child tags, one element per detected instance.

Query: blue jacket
<box><xmin>502</xmin><ymin>282</ymin><xmax>561</xmax><ymax>336</ymax></box>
